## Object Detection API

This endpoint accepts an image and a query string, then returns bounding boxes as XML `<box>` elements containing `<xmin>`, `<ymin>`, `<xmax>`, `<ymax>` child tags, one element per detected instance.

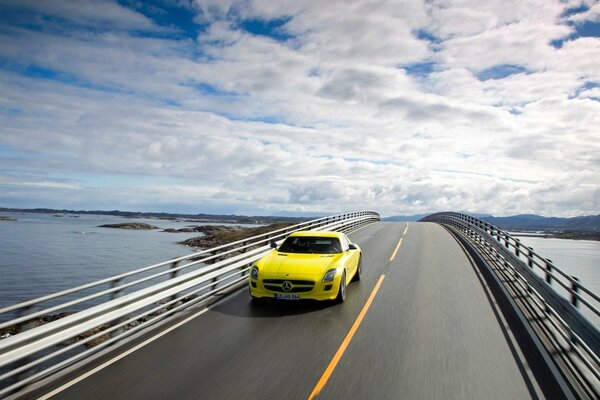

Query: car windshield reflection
<box><xmin>278</xmin><ymin>237</ymin><xmax>342</xmax><ymax>254</ymax></box>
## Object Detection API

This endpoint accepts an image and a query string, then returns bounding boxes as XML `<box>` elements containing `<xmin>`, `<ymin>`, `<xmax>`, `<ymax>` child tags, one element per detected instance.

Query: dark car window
<box><xmin>278</xmin><ymin>237</ymin><xmax>342</xmax><ymax>254</ymax></box>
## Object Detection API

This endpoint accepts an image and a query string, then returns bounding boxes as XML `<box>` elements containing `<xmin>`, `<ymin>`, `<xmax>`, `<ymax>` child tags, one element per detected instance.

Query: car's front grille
<box><xmin>262</xmin><ymin>279</ymin><xmax>315</xmax><ymax>293</ymax></box>
<box><xmin>263</xmin><ymin>279</ymin><xmax>313</xmax><ymax>285</ymax></box>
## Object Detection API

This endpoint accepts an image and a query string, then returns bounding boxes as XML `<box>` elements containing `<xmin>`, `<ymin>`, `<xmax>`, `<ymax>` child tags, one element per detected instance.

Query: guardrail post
<box><xmin>514</xmin><ymin>239</ymin><xmax>520</xmax><ymax>257</ymax></box>
<box><xmin>528</xmin><ymin>247</ymin><xmax>534</xmax><ymax>268</ymax></box>
<box><xmin>504</xmin><ymin>235</ymin><xmax>509</xmax><ymax>249</ymax></box>
<box><xmin>570</xmin><ymin>277</ymin><xmax>580</xmax><ymax>308</ymax></box>
<box><xmin>111</xmin><ymin>278</ymin><xmax>123</xmax><ymax>300</ymax></box>
<box><xmin>545</xmin><ymin>259</ymin><xmax>552</xmax><ymax>285</ymax></box>
<box><xmin>170</xmin><ymin>260</ymin><xmax>180</xmax><ymax>280</ymax></box>
<box><xmin>110</xmin><ymin>278</ymin><xmax>127</xmax><ymax>338</ymax></box>
<box><xmin>169</xmin><ymin>261</ymin><xmax>180</xmax><ymax>302</ymax></box>
<box><xmin>14</xmin><ymin>305</ymin><xmax>37</xmax><ymax>382</ymax></box>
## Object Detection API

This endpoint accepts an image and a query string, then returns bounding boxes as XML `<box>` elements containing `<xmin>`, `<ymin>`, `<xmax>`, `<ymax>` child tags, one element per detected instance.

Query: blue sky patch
<box><xmin>225</xmin><ymin>113</ymin><xmax>282</xmax><ymax>125</ymax></box>
<box><xmin>560</xmin><ymin>3</ymin><xmax>590</xmax><ymax>18</ymax></box>
<box><xmin>551</xmin><ymin>19</ymin><xmax>600</xmax><ymax>48</ymax></box>
<box><xmin>118</xmin><ymin>0</ymin><xmax>203</xmax><ymax>39</ymax></box>
<box><xmin>190</xmin><ymin>83</ymin><xmax>240</xmax><ymax>98</ymax></box>
<box><xmin>572</xmin><ymin>81</ymin><xmax>600</xmax><ymax>100</ymax></box>
<box><xmin>161</xmin><ymin>99</ymin><xmax>182</xmax><ymax>107</ymax></box>
<box><xmin>476</xmin><ymin>64</ymin><xmax>528</xmax><ymax>81</ymax></box>
<box><xmin>239</xmin><ymin>17</ymin><xmax>293</xmax><ymax>42</ymax></box>
<box><xmin>0</xmin><ymin>58</ymin><xmax>124</xmax><ymax>93</ymax></box>
<box><xmin>413</xmin><ymin>29</ymin><xmax>440</xmax><ymax>44</ymax></box>
<box><xmin>24</xmin><ymin>65</ymin><xmax>123</xmax><ymax>93</ymax></box>
<box><xmin>401</xmin><ymin>61</ymin><xmax>436</xmax><ymax>78</ymax></box>
<box><xmin>574</xmin><ymin>20</ymin><xmax>600</xmax><ymax>38</ymax></box>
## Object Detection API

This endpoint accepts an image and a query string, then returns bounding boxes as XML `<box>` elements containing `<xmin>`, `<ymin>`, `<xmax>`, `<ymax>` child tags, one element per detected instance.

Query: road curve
<box><xmin>46</xmin><ymin>222</ymin><xmax>541</xmax><ymax>400</ymax></box>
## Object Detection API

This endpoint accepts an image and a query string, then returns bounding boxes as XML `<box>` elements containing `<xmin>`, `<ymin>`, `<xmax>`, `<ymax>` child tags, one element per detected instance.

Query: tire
<box><xmin>335</xmin><ymin>271</ymin><xmax>347</xmax><ymax>303</ymax></box>
<box><xmin>352</xmin><ymin>255</ymin><xmax>362</xmax><ymax>282</ymax></box>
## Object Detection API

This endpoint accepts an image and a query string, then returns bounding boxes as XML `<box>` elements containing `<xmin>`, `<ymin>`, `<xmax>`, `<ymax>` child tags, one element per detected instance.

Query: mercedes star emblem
<box><xmin>282</xmin><ymin>281</ymin><xmax>292</xmax><ymax>292</ymax></box>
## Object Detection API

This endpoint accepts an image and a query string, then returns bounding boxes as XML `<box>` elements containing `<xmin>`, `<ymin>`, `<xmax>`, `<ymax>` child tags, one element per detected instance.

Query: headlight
<box><xmin>251</xmin><ymin>266</ymin><xmax>259</xmax><ymax>280</ymax></box>
<box><xmin>322</xmin><ymin>269</ymin><xmax>338</xmax><ymax>282</ymax></box>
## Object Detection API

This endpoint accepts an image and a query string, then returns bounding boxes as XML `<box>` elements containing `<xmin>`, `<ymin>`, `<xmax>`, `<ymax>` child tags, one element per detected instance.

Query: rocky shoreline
<box><xmin>178</xmin><ymin>223</ymin><xmax>294</xmax><ymax>248</ymax></box>
<box><xmin>97</xmin><ymin>222</ymin><xmax>159</xmax><ymax>230</ymax></box>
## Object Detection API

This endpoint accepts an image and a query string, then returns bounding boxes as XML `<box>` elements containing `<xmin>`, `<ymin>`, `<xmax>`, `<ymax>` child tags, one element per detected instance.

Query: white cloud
<box><xmin>0</xmin><ymin>0</ymin><xmax>598</xmax><ymax>217</ymax></box>
<box><xmin>1</xmin><ymin>0</ymin><xmax>161</xmax><ymax>31</ymax></box>
<box><xmin>565</xmin><ymin>1</ymin><xmax>600</xmax><ymax>23</ymax></box>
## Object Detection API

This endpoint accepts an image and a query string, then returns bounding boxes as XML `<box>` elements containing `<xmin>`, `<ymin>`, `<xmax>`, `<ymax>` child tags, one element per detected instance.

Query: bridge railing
<box><xmin>422</xmin><ymin>212</ymin><xmax>600</xmax><ymax>399</ymax></box>
<box><xmin>0</xmin><ymin>211</ymin><xmax>380</xmax><ymax>397</ymax></box>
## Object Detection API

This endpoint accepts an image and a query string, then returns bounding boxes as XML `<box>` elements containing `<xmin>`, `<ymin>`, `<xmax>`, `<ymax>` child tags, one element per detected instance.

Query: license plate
<box><xmin>274</xmin><ymin>293</ymin><xmax>300</xmax><ymax>300</ymax></box>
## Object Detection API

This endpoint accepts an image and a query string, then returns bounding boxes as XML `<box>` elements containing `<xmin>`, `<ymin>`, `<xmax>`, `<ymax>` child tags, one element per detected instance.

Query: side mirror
<box><xmin>270</xmin><ymin>242</ymin><xmax>278</xmax><ymax>249</ymax></box>
<box><xmin>348</xmin><ymin>243</ymin><xmax>358</xmax><ymax>250</ymax></box>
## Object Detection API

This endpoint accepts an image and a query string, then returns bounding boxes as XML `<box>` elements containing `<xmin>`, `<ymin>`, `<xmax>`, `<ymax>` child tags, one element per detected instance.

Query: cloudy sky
<box><xmin>0</xmin><ymin>0</ymin><xmax>598</xmax><ymax>217</ymax></box>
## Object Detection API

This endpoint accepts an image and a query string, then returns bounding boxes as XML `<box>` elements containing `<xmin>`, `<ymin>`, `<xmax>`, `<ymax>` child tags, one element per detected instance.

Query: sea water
<box><xmin>0</xmin><ymin>212</ymin><xmax>255</xmax><ymax>310</ymax></box>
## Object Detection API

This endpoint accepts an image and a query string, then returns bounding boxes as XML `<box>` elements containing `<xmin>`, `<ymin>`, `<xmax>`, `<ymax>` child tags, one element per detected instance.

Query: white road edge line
<box><xmin>39</xmin><ymin>292</ymin><xmax>239</xmax><ymax>399</ymax></box>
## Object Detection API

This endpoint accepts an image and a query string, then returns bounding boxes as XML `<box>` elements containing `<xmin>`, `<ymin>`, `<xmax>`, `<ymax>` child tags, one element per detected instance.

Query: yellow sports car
<box><xmin>249</xmin><ymin>231</ymin><xmax>362</xmax><ymax>302</ymax></box>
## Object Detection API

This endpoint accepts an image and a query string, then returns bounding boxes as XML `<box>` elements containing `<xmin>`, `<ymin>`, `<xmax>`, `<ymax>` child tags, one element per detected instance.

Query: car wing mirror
<box><xmin>348</xmin><ymin>243</ymin><xmax>358</xmax><ymax>250</ymax></box>
<box><xmin>270</xmin><ymin>241</ymin><xmax>278</xmax><ymax>249</ymax></box>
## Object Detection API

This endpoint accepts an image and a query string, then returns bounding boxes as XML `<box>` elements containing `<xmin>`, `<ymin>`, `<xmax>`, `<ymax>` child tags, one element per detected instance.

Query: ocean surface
<box><xmin>511</xmin><ymin>235</ymin><xmax>600</xmax><ymax>293</ymax></box>
<box><xmin>511</xmin><ymin>234</ymin><xmax>600</xmax><ymax>326</ymax></box>
<box><xmin>0</xmin><ymin>213</ymin><xmax>598</xmax><ymax>325</ymax></box>
<box><xmin>0</xmin><ymin>212</ymin><xmax>257</xmax><ymax>310</ymax></box>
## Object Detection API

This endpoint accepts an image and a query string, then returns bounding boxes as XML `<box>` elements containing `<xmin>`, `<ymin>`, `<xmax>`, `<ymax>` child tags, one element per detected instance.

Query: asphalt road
<box><xmin>48</xmin><ymin>222</ymin><xmax>542</xmax><ymax>399</ymax></box>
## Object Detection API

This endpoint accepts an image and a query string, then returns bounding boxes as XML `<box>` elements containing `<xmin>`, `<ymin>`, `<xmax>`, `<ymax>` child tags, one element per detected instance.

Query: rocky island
<box><xmin>98</xmin><ymin>222</ymin><xmax>159</xmax><ymax>230</ymax></box>
<box><xmin>0</xmin><ymin>216</ymin><xmax>17</xmax><ymax>221</ymax></box>
<box><xmin>178</xmin><ymin>223</ymin><xmax>294</xmax><ymax>248</ymax></box>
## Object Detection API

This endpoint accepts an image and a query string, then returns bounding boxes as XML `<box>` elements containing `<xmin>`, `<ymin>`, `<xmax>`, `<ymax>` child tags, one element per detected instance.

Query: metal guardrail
<box><xmin>0</xmin><ymin>211</ymin><xmax>380</xmax><ymax>397</ymax></box>
<box><xmin>422</xmin><ymin>212</ymin><xmax>600</xmax><ymax>399</ymax></box>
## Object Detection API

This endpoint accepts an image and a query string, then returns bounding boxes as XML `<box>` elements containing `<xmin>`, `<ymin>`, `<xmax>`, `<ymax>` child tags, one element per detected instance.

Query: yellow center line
<box><xmin>308</xmin><ymin>274</ymin><xmax>386</xmax><ymax>400</ymax></box>
<box><xmin>403</xmin><ymin>223</ymin><xmax>409</xmax><ymax>236</ymax></box>
<box><xmin>389</xmin><ymin>238</ymin><xmax>403</xmax><ymax>262</ymax></box>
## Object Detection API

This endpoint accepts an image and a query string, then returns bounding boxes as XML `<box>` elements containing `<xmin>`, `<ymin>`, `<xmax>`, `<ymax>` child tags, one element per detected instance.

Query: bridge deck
<box><xmin>45</xmin><ymin>222</ymin><xmax>541</xmax><ymax>399</ymax></box>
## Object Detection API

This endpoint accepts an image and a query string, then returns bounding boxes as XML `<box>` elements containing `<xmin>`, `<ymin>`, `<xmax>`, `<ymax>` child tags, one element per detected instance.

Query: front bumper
<box><xmin>249</xmin><ymin>275</ymin><xmax>342</xmax><ymax>301</ymax></box>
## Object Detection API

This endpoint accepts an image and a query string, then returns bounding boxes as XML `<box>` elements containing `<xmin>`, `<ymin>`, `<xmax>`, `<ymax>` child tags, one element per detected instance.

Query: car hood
<box><xmin>260</xmin><ymin>252</ymin><xmax>342</xmax><ymax>276</ymax></box>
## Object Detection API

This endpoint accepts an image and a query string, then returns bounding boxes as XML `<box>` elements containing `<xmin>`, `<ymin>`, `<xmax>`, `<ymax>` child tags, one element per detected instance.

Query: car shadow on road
<box><xmin>211</xmin><ymin>291</ymin><xmax>337</xmax><ymax>318</ymax></box>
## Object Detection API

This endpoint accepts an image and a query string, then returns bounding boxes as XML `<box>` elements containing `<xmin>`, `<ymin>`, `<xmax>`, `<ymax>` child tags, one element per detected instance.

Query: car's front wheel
<box><xmin>335</xmin><ymin>271</ymin><xmax>347</xmax><ymax>303</ymax></box>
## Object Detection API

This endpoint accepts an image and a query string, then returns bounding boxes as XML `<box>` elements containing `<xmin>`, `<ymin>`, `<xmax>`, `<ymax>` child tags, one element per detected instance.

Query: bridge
<box><xmin>0</xmin><ymin>212</ymin><xmax>598</xmax><ymax>399</ymax></box>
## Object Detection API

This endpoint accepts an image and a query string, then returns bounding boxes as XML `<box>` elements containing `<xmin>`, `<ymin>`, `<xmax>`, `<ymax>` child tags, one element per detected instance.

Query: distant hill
<box><xmin>481</xmin><ymin>214</ymin><xmax>600</xmax><ymax>231</ymax></box>
<box><xmin>383</xmin><ymin>214</ymin><xmax>430</xmax><ymax>222</ymax></box>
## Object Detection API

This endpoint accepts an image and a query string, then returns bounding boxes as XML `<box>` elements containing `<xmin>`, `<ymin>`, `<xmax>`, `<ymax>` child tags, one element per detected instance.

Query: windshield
<box><xmin>278</xmin><ymin>236</ymin><xmax>342</xmax><ymax>254</ymax></box>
